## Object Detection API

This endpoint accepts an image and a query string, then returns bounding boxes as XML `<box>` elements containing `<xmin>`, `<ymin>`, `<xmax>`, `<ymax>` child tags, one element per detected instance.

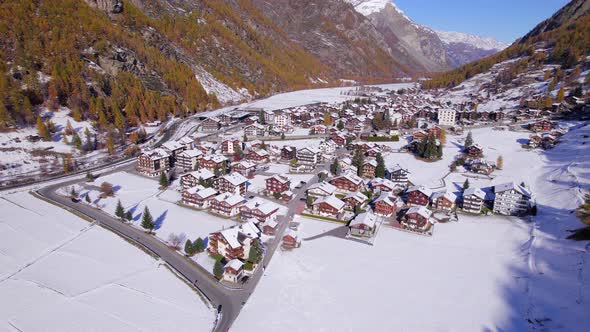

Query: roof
<box><xmin>431</xmin><ymin>190</ymin><xmax>457</xmax><ymax>203</ymax></box>
<box><xmin>243</xmin><ymin>199</ymin><xmax>279</xmax><ymax>215</ymax></box>
<box><xmin>389</xmin><ymin>164</ymin><xmax>409</xmax><ymax>174</ymax></box>
<box><xmin>214</xmin><ymin>193</ymin><xmax>246</xmax><ymax>206</ymax></box>
<box><xmin>185</xmin><ymin>169</ymin><xmax>215</xmax><ymax>180</ymax></box>
<box><xmin>179</xmin><ymin>149</ymin><xmax>203</xmax><ymax>158</ymax></box>
<box><xmin>196</xmin><ymin>187</ymin><xmax>218</xmax><ymax>199</ymax></box>
<box><xmin>225</xmin><ymin>259</ymin><xmax>244</xmax><ymax>271</ymax></box>
<box><xmin>406</xmin><ymin>206</ymin><xmax>432</xmax><ymax>219</ymax></box>
<box><xmin>142</xmin><ymin>148</ymin><xmax>170</xmax><ymax>160</ymax></box>
<box><xmin>371</xmin><ymin>178</ymin><xmax>397</xmax><ymax>189</ymax></box>
<box><xmin>307</xmin><ymin>182</ymin><xmax>336</xmax><ymax>195</ymax></box>
<box><xmin>178</xmin><ymin>136</ymin><xmax>194</xmax><ymax>145</ymax></box>
<box><xmin>162</xmin><ymin>141</ymin><xmax>184</xmax><ymax>151</ymax></box>
<box><xmin>266</xmin><ymin>174</ymin><xmax>290</xmax><ymax>184</ymax></box>
<box><xmin>239</xmin><ymin>220</ymin><xmax>261</xmax><ymax>238</ymax></box>
<box><xmin>232</xmin><ymin>160</ymin><xmax>256</xmax><ymax>169</ymax></box>
<box><xmin>333</xmin><ymin>171</ymin><xmax>363</xmax><ymax>185</ymax></box>
<box><xmin>202</xmin><ymin>154</ymin><xmax>228</xmax><ymax>163</ymax></box>
<box><xmin>373</xmin><ymin>192</ymin><xmax>396</xmax><ymax>206</ymax></box>
<box><xmin>494</xmin><ymin>182</ymin><xmax>531</xmax><ymax>198</ymax></box>
<box><xmin>349</xmin><ymin>212</ymin><xmax>378</xmax><ymax>228</ymax></box>
<box><xmin>222</xmin><ymin>172</ymin><xmax>248</xmax><ymax>186</ymax></box>
<box><xmin>344</xmin><ymin>191</ymin><xmax>368</xmax><ymax>202</ymax></box>
<box><xmin>407</xmin><ymin>185</ymin><xmax>433</xmax><ymax>197</ymax></box>
<box><xmin>464</xmin><ymin>187</ymin><xmax>486</xmax><ymax>200</ymax></box>
<box><xmin>313</xmin><ymin>195</ymin><xmax>345</xmax><ymax>210</ymax></box>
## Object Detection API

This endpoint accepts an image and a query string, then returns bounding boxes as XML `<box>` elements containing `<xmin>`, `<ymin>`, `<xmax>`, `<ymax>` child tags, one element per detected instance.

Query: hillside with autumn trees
<box><xmin>423</xmin><ymin>0</ymin><xmax>590</xmax><ymax>90</ymax></box>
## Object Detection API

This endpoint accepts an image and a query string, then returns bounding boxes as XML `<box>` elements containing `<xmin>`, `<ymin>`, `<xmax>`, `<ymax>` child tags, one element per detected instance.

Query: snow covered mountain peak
<box><xmin>435</xmin><ymin>30</ymin><xmax>509</xmax><ymax>51</ymax></box>
<box><xmin>346</xmin><ymin>0</ymin><xmax>407</xmax><ymax>19</ymax></box>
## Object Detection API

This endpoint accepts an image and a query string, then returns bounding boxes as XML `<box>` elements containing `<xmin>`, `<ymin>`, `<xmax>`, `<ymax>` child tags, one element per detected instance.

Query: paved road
<box><xmin>34</xmin><ymin>159</ymin><xmax>330</xmax><ymax>331</ymax></box>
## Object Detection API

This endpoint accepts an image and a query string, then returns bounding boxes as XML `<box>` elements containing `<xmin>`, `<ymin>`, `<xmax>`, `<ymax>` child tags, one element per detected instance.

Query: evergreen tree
<box><xmin>125</xmin><ymin>210</ymin><xmax>133</xmax><ymax>221</ymax></box>
<box><xmin>159</xmin><ymin>172</ymin><xmax>169</xmax><ymax>188</ymax></box>
<box><xmin>248</xmin><ymin>240</ymin><xmax>263</xmax><ymax>264</ymax></box>
<box><xmin>141</xmin><ymin>206</ymin><xmax>155</xmax><ymax>232</ymax></box>
<box><xmin>352</xmin><ymin>149</ymin><xmax>364</xmax><ymax>176</ymax></box>
<box><xmin>465</xmin><ymin>131</ymin><xmax>474</xmax><ymax>148</ymax></box>
<box><xmin>115</xmin><ymin>200</ymin><xmax>125</xmax><ymax>219</ymax></box>
<box><xmin>85</xmin><ymin>193</ymin><xmax>91</xmax><ymax>203</ymax></box>
<box><xmin>258</xmin><ymin>110</ymin><xmax>265</xmax><ymax>125</ymax></box>
<box><xmin>243</xmin><ymin>131</ymin><xmax>248</xmax><ymax>142</ymax></box>
<box><xmin>330</xmin><ymin>158</ymin><xmax>341</xmax><ymax>175</ymax></box>
<box><xmin>86</xmin><ymin>172</ymin><xmax>95</xmax><ymax>182</ymax></box>
<box><xmin>22</xmin><ymin>96</ymin><xmax>35</xmax><ymax>124</ymax></box>
<box><xmin>337</xmin><ymin>120</ymin><xmax>344</xmax><ymax>130</ymax></box>
<box><xmin>496</xmin><ymin>155</ymin><xmax>504</xmax><ymax>170</ymax></box>
<box><xmin>70</xmin><ymin>187</ymin><xmax>78</xmax><ymax>198</ymax></box>
<box><xmin>463</xmin><ymin>179</ymin><xmax>470</xmax><ymax>190</ymax></box>
<box><xmin>375</xmin><ymin>153</ymin><xmax>386</xmax><ymax>178</ymax></box>
<box><xmin>281</xmin><ymin>132</ymin><xmax>285</xmax><ymax>140</ymax></box>
<box><xmin>72</xmin><ymin>131</ymin><xmax>82</xmax><ymax>150</ymax></box>
<box><xmin>184</xmin><ymin>239</ymin><xmax>195</xmax><ymax>256</ymax></box>
<box><xmin>194</xmin><ymin>237</ymin><xmax>205</xmax><ymax>253</ymax></box>
<box><xmin>213</xmin><ymin>260</ymin><xmax>224</xmax><ymax>279</ymax></box>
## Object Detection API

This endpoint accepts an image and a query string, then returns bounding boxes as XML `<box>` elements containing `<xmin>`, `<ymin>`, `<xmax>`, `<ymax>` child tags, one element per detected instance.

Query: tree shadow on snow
<box><xmin>154</xmin><ymin>210</ymin><xmax>168</xmax><ymax>230</ymax></box>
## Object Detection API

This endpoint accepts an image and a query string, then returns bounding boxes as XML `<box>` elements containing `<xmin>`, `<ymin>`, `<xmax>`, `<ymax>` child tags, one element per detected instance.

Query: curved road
<box><xmin>34</xmin><ymin>160</ymin><xmax>328</xmax><ymax>331</ymax></box>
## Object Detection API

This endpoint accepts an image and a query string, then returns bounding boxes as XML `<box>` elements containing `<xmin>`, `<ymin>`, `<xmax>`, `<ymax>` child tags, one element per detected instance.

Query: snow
<box><xmin>234</xmin><ymin>122</ymin><xmax>590</xmax><ymax>332</ymax></box>
<box><xmin>0</xmin><ymin>191</ymin><xmax>214</xmax><ymax>331</ymax></box>
<box><xmin>345</xmin><ymin>0</ymin><xmax>409</xmax><ymax>20</ymax></box>
<box><xmin>435</xmin><ymin>30</ymin><xmax>509</xmax><ymax>51</ymax></box>
<box><xmin>194</xmin><ymin>65</ymin><xmax>250</xmax><ymax>104</ymax></box>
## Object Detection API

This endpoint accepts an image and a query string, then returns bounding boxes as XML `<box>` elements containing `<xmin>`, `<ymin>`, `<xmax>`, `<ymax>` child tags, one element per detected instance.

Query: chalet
<box><xmin>161</xmin><ymin>141</ymin><xmax>186</xmax><ymax>163</ymax></box>
<box><xmin>214</xmin><ymin>172</ymin><xmax>248</xmax><ymax>196</ymax></box>
<box><xmin>349</xmin><ymin>212</ymin><xmax>378</xmax><ymax>238</ymax></box>
<box><xmin>310</xmin><ymin>124</ymin><xmax>327</xmax><ymax>135</ymax></box>
<box><xmin>412</xmin><ymin>130</ymin><xmax>428</xmax><ymax>141</ymax></box>
<box><xmin>280</xmin><ymin>190</ymin><xmax>294</xmax><ymax>202</ymax></box>
<box><xmin>312</xmin><ymin>195</ymin><xmax>345</xmax><ymax>218</ymax></box>
<box><xmin>176</xmin><ymin>149</ymin><xmax>202</xmax><ymax>171</ymax></box>
<box><xmin>265</xmin><ymin>175</ymin><xmax>291</xmax><ymax>195</ymax></box>
<box><xmin>297</xmin><ymin>147</ymin><xmax>321</xmax><ymax>165</ymax></box>
<box><xmin>200</xmin><ymin>155</ymin><xmax>229</xmax><ymax>173</ymax></box>
<box><xmin>181</xmin><ymin>187</ymin><xmax>218</xmax><ymax>209</ymax></box>
<box><xmin>401</xmin><ymin>206</ymin><xmax>433</xmax><ymax>233</ymax></box>
<box><xmin>180</xmin><ymin>169</ymin><xmax>215</xmax><ymax>189</ymax></box>
<box><xmin>136</xmin><ymin>148</ymin><xmax>170</xmax><ymax>177</ymax></box>
<box><xmin>239</xmin><ymin>199</ymin><xmax>279</xmax><ymax>223</ymax></box>
<box><xmin>370</xmin><ymin>178</ymin><xmax>397</xmax><ymax>194</ymax></box>
<box><xmin>338</xmin><ymin>157</ymin><xmax>353</xmax><ymax>170</ymax></box>
<box><xmin>282</xmin><ymin>229</ymin><xmax>301</xmax><ymax>249</ymax></box>
<box><xmin>366</xmin><ymin>147</ymin><xmax>381</xmax><ymax>158</ymax></box>
<box><xmin>470</xmin><ymin>159</ymin><xmax>495</xmax><ymax>175</ymax></box>
<box><xmin>343</xmin><ymin>191</ymin><xmax>369</xmax><ymax>210</ymax></box>
<box><xmin>427</xmin><ymin>125</ymin><xmax>443</xmax><ymax>138</ymax></box>
<box><xmin>431</xmin><ymin>191</ymin><xmax>457</xmax><ymax>212</ymax></box>
<box><xmin>281</xmin><ymin>146</ymin><xmax>297</xmax><ymax>161</ymax></box>
<box><xmin>373</xmin><ymin>192</ymin><xmax>398</xmax><ymax>217</ymax></box>
<box><xmin>329</xmin><ymin>172</ymin><xmax>365</xmax><ymax>193</ymax></box>
<box><xmin>221</xmin><ymin>139</ymin><xmax>242</xmax><ymax>155</ymax></box>
<box><xmin>208</xmin><ymin>221</ymin><xmax>260</xmax><ymax>260</ymax></box>
<box><xmin>231</xmin><ymin>161</ymin><xmax>257</xmax><ymax>177</ymax></box>
<box><xmin>246</xmin><ymin>149</ymin><xmax>270</xmax><ymax>164</ymax></box>
<box><xmin>493</xmin><ymin>182</ymin><xmax>531</xmax><ymax>216</ymax></box>
<box><xmin>306</xmin><ymin>182</ymin><xmax>336</xmax><ymax>199</ymax></box>
<box><xmin>201</xmin><ymin>117</ymin><xmax>221</xmax><ymax>132</ymax></box>
<box><xmin>406</xmin><ymin>185</ymin><xmax>432</xmax><ymax>206</ymax></box>
<box><xmin>223</xmin><ymin>259</ymin><xmax>244</xmax><ymax>283</ymax></box>
<box><xmin>274</xmin><ymin>111</ymin><xmax>292</xmax><ymax>128</ymax></box>
<box><xmin>260</xmin><ymin>218</ymin><xmax>279</xmax><ymax>236</ymax></box>
<box><xmin>466</xmin><ymin>144</ymin><xmax>484</xmax><ymax>157</ymax></box>
<box><xmin>319</xmin><ymin>140</ymin><xmax>337</xmax><ymax>154</ymax></box>
<box><xmin>530</xmin><ymin>120</ymin><xmax>554</xmax><ymax>132</ymax></box>
<box><xmin>244</xmin><ymin>123</ymin><xmax>266</xmax><ymax>137</ymax></box>
<box><xmin>362</xmin><ymin>159</ymin><xmax>377</xmax><ymax>179</ymax></box>
<box><xmin>331</xmin><ymin>134</ymin><xmax>347</xmax><ymax>147</ymax></box>
<box><xmin>210</xmin><ymin>192</ymin><xmax>246</xmax><ymax>217</ymax></box>
<box><xmin>178</xmin><ymin>136</ymin><xmax>195</xmax><ymax>150</ymax></box>
<box><xmin>462</xmin><ymin>187</ymin><xmax>486</xmax><ymax>214</ymax></box>
<box><xmin>387</xmin><ymin>165</ymin><xmax>410</xmax><ymax>186</ymax></box>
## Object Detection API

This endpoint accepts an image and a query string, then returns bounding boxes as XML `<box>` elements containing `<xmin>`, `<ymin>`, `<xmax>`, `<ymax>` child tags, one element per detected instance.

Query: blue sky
<box><xmin>394</xmin><ymin>0</ymin><xmax>570</xmax><ymax>43</ymax></box>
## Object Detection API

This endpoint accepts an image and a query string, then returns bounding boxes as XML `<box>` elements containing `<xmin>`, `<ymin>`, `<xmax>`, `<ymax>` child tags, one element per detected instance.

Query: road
<box><xmin>34</xmin><ymin>157</ymin><xmax>330</xmax><ymax>331</ymax></box>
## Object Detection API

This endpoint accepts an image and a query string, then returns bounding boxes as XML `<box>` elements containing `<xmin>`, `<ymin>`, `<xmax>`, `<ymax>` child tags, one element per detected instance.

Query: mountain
<box><xmin>424</xmin><ymin>0</ymin><xmax>590</xmax><ymax>90</ymax></box>
<box><xmin>345</xmin><ymin>0</ymin><xmax>507</xmax><ymax>71</ymax></box>
<box><xmin>435</xmin><ymin>30</ymin><xmax>508</xmax><ymax>67</ymax></box>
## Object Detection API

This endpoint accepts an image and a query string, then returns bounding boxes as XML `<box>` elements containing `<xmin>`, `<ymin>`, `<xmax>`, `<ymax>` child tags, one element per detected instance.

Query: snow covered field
<box><xmin>234</xmin><ymin>123</ymin><xmax>590</xmax><ymax>332</ymax></box>
<box><xmin>0</xmin><ymin>191</ymin><xmax>215</xmax><ymax>331</ymax></box>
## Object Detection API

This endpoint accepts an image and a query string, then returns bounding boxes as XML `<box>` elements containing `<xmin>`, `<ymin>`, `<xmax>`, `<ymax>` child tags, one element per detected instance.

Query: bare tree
<box><xmin>99</xmin><ymin>182</ymin><xmax>114</xmax><ymax>198</ymax></box>
<box><xmin>168</xmin><ymin>233</ymin><xmax>186</xmax><ymax>249</ymax></box>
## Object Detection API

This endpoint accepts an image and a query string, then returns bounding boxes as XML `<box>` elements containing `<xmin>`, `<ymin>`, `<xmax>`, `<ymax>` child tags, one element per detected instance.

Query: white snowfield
<box><xmin>0</xmin><ymin>191</ymin><xmax>215</xmax><ymax>331</ymax></box>
<box><xmin>435</xmin><ymin>30</ymin><xmax>509</xmax><ymax>51</ymax></box>
<box><xmin>234</xmin><ymin>124</ymin><xmax>590</xmax><ymax>331</ymax></box>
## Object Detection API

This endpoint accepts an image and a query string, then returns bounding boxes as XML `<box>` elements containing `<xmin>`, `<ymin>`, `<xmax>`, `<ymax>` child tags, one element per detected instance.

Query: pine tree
<box><xmin>465</xmin><ymin>131</ymin><xmax>473</xmax><ymax>148</ymax></box>
<box><xmin>159</xmin><ymin>172</ymin><xmax>169</xmax><ymax>188</ymax></box>
<box><xmin>184</xmin><ymin>239</ymin><xmax>195</xmax><ymax>256</ymax></box>
<box><xmin>65</xmin><ymin>120</ymin><xmax>74</xmax><ymax>135</ymax></box>
<box><xmin>496</xmin><ymin>155</ymin><xmax>504</xmax><ymax>170</ymax></box>
<box><xmin>22</xmin><ymin>96</ymin><xmax>35</xmax><ymax>124</ymax></box>
<box><xmin>243</xmin><ymin>131</ymin><xmax>248</xmax><ymax>142</ymax></box>
<box><xmin>213</xmin><ymin>260</ymin><xmax>224</xmax><ymax>279</ymax></box>
<box><xmin>248</xmin><ymin>240</ymin><xmax>262</xmax><ymax>264</ymax></box>
<box><xmin>72</xmin><ymin>131</ymin><xmax>82</xmax><ymax>150</ymax></box>
<box><xmin>194</xmin><ymin>237</ymin><xmax>205</xmax><ymax>253</ymax></box>
<box><xmin>85</xmin><ymin>193</ymin><xmax>91</xmax><ymax>203</ymax></box>
<box><xmin>463</xmin><ymin>179</ymin><xmax>470</xmax><ymax>190</ymax></box>
<box><xmin>115</xmin><ymin>200</ymin><xmax>125</xmax><ymax>219</ymax></box>
<box><xmin>375</xmin><ymin>153</ymin><xmax>386</xmax><ymax>178</ymax></box>
<box><xmin>281</xmin><ymin>132</ymin><xmax>285</xmax><ymax>140</ymax></box>
<box><xmin>70</xmin><ymin>187</ymin><xmax>78</xmax><ymax>198</ymax></box>
<box><xmin>330</xmin><ymin>158</ymin><xmax>341</xmax><ymax>175</ymax></box>
<box><xmin>125</xmin><ymin>210</ymin><xmax>133</xmax><ymax>221</ymax></box>
<box><xmin>141</xmin><ymin>206</ymin><xmax>155</xmax><ymax>232</ymax></box>
<box><xmin>337</xmin><ymin>120</ymin><xmax>344</xmax><ymax>130</ymax></box>
<box><xmin>258</xmin><ymin>110</ymin><xmax>265</xmax><ymax>125</ymax></box>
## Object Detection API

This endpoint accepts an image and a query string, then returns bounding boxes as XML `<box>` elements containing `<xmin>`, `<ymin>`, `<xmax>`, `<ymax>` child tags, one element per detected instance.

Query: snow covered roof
<box><xmin>225</xmin><ymin>259</ymin><xmax>244</xmax><ymax>271</ymax></box>
<box><xmin>178</xmin><ymin>136</ymin><xmax>194</xmax><ymax>145</ymax></box>
<box><xmin>203</xmin><ymin>154</ymin><xmax>228</xmax><ymax>163</ymax></box>
<box><xmin>373</xmin><ymin>192</ymin><xmax>396</xmax><ymax>206</ymax></box>
<box><xmin>179</xmin><ymin>149</ymin><xmax>202</xmax><ymax>158</ymax></box>
<box><xmin>142</xmin><ymin>148</ymin><xmax>170</xmax><ymax>160</ymax></box>
<box><xmin>390</xmin><ymin>164</ymin><xmax>409</xmax><ymax>173</ymax></box>
<box><xmin>239</xmin><ymin>220</ymin><xmax>261</xmax><ymax>238</ymax></box>
<box><xmin>267</xmin><ymin>174</ymin><xmax>290</xmax><ymax>184</ymax></box>
<box><xmin>349</xmin><ymin>212</ymin><xmax>378</xmax><ymax>229</ymax></box>
<box><xmin>307</xmin><ymin>182</ymin><xmax>336</xmax><ymax>195</ymax></box>
<box><xmin>333</xmin><ymin>171</ymin><xmax>363</xmax><ymax>185</ymax></box>
<box><xmin>220</xmin><ymin>228</ymin><xmax>241</xmax><ymax>249</ymax></box>
<box><xmin>431</xmin><ymin>190</ymin><xmax>457</xmax><ymax>203</ymax></box>
<box><xmin>408</xmin><ymin>185</ymin><xmax>433</xmax><ymax>197</ymax></box>
<box><xmin>222</xmin><ymin>172</ymin><xmax>248</xmax><ymax>186</ymax></box>
<box><xmin>344</xmin><ymin>191</ymin><xmax>368</xmax><ymax>202</ymax></box>
<box><xmin>232</xmin><ymin>160</ymin><xmax>256</xmax><ymax>169</ymax></box>
<box><xmin>162</xmin><ymin>141</ymin><xmax>184</xmax><ymax>151</ymax></box>
<box><xmin>196</xmin><ymin>187</ymin><xmax>218</xmax><ymax>199</ymax></box>
<box><xmin>214</xmin><ymin>193</ymin><xmax>246</xmax><ymax>206</ymax></box>
<box><xmin>186</xmin><ymin>169</ymin><xmax>215</xmax><ymax>180</ymax></box>
<box><xmin>313</xmin><ymin>195</ymin><xmax>345</xmax><ymax>210</ymax></box>
<box><xmin>406</xmin><ymin>206</ymin><xmax>432</xmax><ymax>219</ymax></box>
<box><xmin>243</xmin><ymin>199</ymin><xmax>279</xmax><ymax>215</ymax></box>
<box><xmin>464</xmin><ymin>187</ymin><xmax>486</xmax><ymax>200</ymax></box>
<box><xmin>371</xmin><ymin>178</ymin><xmax>397</xmax><ymax>189</ymax></box>
<box><xmin>494</xmin><ymin>182</ymin><xmax>531</xmax><ymax>197</ymax></box>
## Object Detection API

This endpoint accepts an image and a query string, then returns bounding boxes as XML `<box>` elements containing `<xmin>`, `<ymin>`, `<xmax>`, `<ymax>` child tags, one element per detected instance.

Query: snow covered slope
<box><xmin>0</xmin><ymin>192</ymin><xmax>215</xmax><ymax>331</ymax></box>
<box><xmin>435</xmin><ymin>30</ymin><xmax>508</xmax><ymax>51</ymax></box>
